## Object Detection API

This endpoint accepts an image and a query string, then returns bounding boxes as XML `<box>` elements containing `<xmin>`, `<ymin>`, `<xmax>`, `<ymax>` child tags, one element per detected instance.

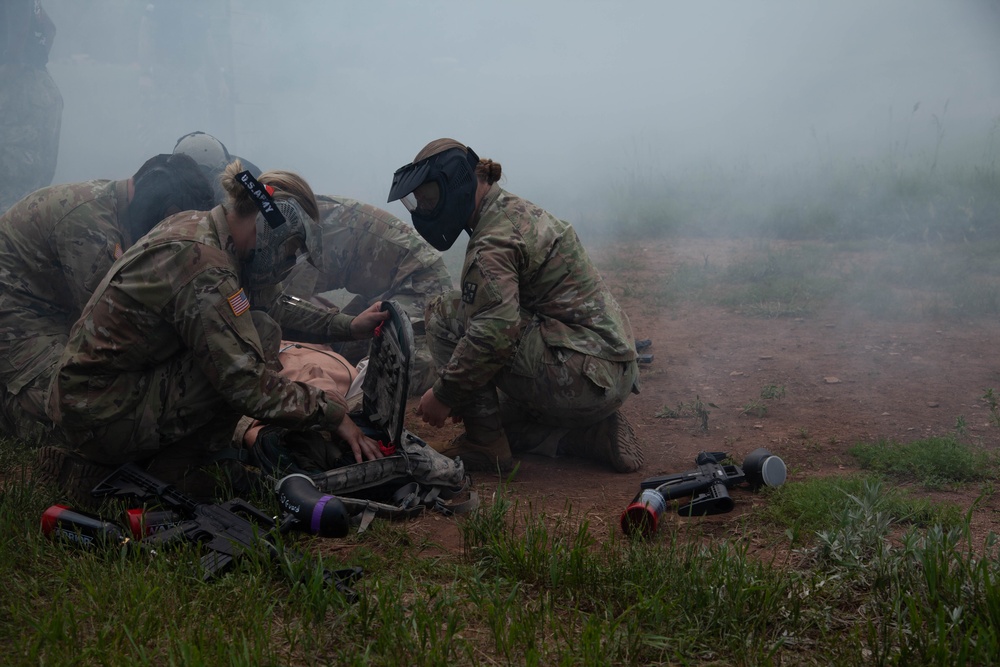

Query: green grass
<box><xmin>758</xmin><ymin>474</ymin><xmax>963</xmax><ymax>544</ymax></box>
<box><xmin>849</xmin><ymin>436</ymin><xmax>998</xmax><ymax>489</ymax></box>
<box><xmin>4</xmin><ymin>433</ymin><xmax>1000</xmax><ymax>665</ymax></box>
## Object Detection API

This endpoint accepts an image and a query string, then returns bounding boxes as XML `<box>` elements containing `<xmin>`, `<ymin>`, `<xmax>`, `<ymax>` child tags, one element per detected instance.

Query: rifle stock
<box><xmin>89</xmin><ymin>462</ymin><xmax>362</xmax><ymax>600</ymax></box>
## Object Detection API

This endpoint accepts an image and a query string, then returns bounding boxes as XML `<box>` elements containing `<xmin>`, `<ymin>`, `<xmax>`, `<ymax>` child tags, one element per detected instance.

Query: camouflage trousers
<box><xmin>425</xmin><ymin>291</ymin><xmax>639</xmax><ymax>456</ymax></box>
<box><xmin>0</xmin><ymin>65</ymin><xmax>62</xmax><ymax>214</ymax></box>
<box><xmin>0</xmin><ymin>334</ymin><xmax>65</xmax><ymax>444</ymax></box>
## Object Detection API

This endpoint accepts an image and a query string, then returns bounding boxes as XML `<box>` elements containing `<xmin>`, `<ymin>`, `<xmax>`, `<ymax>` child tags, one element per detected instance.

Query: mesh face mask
<box><xmin>237</xmin><ymin>171</ymin><xmax>323</xmax><ymax>292</ymax></box>
<box><xmin>246</xmin><ymin>198</ymin><xmax>312</xmax><ymax>288</ymax></box>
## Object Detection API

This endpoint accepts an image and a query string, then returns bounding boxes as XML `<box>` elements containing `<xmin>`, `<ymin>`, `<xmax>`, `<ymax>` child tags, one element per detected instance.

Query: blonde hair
<box><xmin>413</xmin><ymin>138</ymin><xmax>502</xmax><ymax>186</ymax></box>
<box><xmin>220</xmin><ymin>160</ymin><xmax>319</xmax><ymax>221</ymax></box>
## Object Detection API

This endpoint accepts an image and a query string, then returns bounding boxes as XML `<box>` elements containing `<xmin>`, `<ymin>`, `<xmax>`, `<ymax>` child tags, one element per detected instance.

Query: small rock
<box><xmin>730</xmin><ymin>371</ymin><xmax>744</xmax><ymax>377</ymax></box>
<box><xmin>824</xmin><ymin>376</ymin><xmax>841</xmax><ymax>384</ymax></box>
<box><xmin>927</xmin><ymin>402</ymin><xmax>939</xmax><ymax>408</ymax></box>
<box><xmin>758</xmin><ymin>355</ymin><xmax>774</xmax><ymax>360</ymax></box>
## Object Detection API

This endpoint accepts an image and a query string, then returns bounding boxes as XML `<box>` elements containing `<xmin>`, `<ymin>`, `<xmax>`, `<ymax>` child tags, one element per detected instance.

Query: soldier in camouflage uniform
<box><xmin>282</xmin><ymin>195</ymin><xmax>454</xmax><ymax>394</ymax></box>
<box><xmin>0</xmin><ymin>153</ymin><xmax>212</xmax><ymax>443</ymax></box>
<box><xmin>172</xmin><ymin>132</ymin><xmax>454</xmax><ymax>395</ymax></box>
<box><xmin>387</xmin><ymin>138</ymin><xmax>643</xmax><ymax>473</ymax></box>
<box><xmin>41</xmin><ymin>162</ymin><xmax>389</xmax><ymax>506</ymax></box>
<box><xmin>0</xmin><ymin>0</ymin><xmax>63</xmax><ymax>215</ymax></box>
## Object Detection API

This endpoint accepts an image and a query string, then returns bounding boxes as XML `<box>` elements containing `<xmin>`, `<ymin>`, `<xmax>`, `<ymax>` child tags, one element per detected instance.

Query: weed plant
<box><xmin>741</xmin><ymin>384</ymin><xmax>787</xmax><ymax>417</ymax></box>
<box><xmin>655</xmin><ymin>395</ymin><xmax>717</xmax><ymax>431</ymax></box>
<box><xmin>983</xmin><ymin>388</ymin><xmax>1000</xmax><ymax>427</ymax></box>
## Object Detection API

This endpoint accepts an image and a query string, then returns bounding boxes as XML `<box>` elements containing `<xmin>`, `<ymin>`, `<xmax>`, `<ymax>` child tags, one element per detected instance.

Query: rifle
<box><xmin>620</xmin><ymin>448</ymin><xmax>786</xmax><ymax>538</ymax></box>
<box><xmin>88</xmin><ymin>462</ymin><xmax>361</xmax><ymax>601</ymax></box>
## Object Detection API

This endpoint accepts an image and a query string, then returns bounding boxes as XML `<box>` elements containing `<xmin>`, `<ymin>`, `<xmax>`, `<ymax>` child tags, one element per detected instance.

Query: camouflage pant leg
<box><xmin>424</xmin><ymin>291</ymin><xmax>503</xmax><ymax>438</ymax></box>
<box><xmin>0</xmin><ymin>335</ymin><xmax>65</xmax><ymax>444</ymax></box>
<box><xmin>426</xmin><ymin>290</ymin><xmax>638</xmax><ymax>455</ymax></box>
<box><xmin>0</xmin><ymin>378</ymin><xmax>63</xmax><ymax>445</ymax></box>
<box><xmin>496</xmin><ymin>349</ymin><xmax>638</xmax><ymax>456</ymax></box>
<box><xmin>408</xmin><ymin>335</ymin><xmax>437</xmax><ymax>395</ymax></box>
<box><xmin>0</xmin><ymin>65</ymin><xmax>62</xmax><ymax>213</ymax></box>
<box><xmin>64</xmin><ymin>351</ymin><xmax>240</xmax><ymax>466</ymax></box>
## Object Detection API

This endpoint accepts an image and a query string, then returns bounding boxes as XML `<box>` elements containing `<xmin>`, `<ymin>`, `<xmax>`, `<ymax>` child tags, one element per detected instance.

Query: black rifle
<box><xmin>620</xmin><ymin>448</ymin><xmax>786</xmax><ymax>538</ymax></box>
<box><xmin>90</xmin><ymin>462</ymin><xmax>362</xmax><ymax>601</ymax></box>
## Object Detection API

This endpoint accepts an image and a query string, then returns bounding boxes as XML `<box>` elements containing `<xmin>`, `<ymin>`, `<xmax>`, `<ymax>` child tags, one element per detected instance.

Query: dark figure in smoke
<box><xmin>0</xmin><ymin>0</ymin><xmax>63</xmax><ymax>215</ymax></box>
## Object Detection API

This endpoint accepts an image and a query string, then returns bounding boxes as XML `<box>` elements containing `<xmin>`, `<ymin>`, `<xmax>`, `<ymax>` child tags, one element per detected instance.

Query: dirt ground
<box><xmin>390</xmin><ymin>237</ymin><xmax>1000</xmax><ymax>557</ymax></box>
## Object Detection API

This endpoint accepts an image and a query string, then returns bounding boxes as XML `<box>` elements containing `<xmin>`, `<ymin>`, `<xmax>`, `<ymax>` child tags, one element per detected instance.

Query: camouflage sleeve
<box><xmin>433</xmin><ymin>242</ymin><xmax>525</xmax><ymax>404</ymax></box>
<box><xmin>172</xmin><ymin>268</ymin><xmax>347</xmax><ymax>429</ymax></box>
<box><xmin>266</xmin><ymin>292</ymin><xmax>354</xmax><ymax>343</ymax></box>
<box><xmin>53</xmin><ymin>208</ymin><xmax>126</xmax><ymax>312</ymax></box>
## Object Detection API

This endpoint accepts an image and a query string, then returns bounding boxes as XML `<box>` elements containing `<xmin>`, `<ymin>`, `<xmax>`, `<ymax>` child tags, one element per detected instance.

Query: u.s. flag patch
<box><xmin>227</xmin><ymin>288</ymin><xmax>250</xmax><ymax>317</ymax></box>
<box><xmin>114</xmin><ymin>243</ymin><xmax>123</xmax><ymax>259</ymax></box>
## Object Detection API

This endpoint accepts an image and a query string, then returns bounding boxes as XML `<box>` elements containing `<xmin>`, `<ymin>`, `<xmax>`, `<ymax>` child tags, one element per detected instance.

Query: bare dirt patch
<box><xmin>382</xmin><ymin>237</ymin><xmax>1000</xmax><ymax>557</ymax></box>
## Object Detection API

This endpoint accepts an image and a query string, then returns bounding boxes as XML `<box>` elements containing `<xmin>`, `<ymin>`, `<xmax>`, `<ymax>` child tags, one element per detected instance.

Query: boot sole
<box><xmin>609</xmin><ymin>414</ymin><xmax>644</xmax><ymax>473</ymax></box>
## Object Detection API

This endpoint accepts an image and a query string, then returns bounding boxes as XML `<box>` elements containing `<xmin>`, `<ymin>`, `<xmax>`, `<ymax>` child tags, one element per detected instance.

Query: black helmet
<box><xmin>128</xmin><ymin>153</ymin><xmax>214</xmax><ymax>240</ymax></box>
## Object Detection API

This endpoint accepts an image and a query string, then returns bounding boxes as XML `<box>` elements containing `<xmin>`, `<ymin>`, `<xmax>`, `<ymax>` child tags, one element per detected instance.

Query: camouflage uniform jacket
<box><xmin>434</xmin><ymin>184</ymin><xmax>636</xmax><ymax>404</ymax></box>
<box><xmin>283</xmin><ymin>195</ymin><xmax>453</xmax><ymax>322</ymax></box>
<box><xmin>0</xmin><ymin>179</ymin><xmax>130</xmax><ymax>393</ymax></box>
<box><xmin>49</xmin><ymin>206</ymin><xmax>350</xmax><ymax>432</ymax></box>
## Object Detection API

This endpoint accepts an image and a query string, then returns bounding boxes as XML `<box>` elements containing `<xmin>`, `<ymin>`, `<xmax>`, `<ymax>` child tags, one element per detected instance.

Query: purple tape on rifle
<box><xmin>311</xmin><ymin>494</ymin><xmax>336</xmax><ymax>534</ymax></box>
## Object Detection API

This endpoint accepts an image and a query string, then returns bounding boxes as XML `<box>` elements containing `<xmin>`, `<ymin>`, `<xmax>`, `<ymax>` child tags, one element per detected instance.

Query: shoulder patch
<box><xmin>114</xmin><ymin>243</ymin><xmax>123</xmax><ymax>259</ymax></box>
<box><xmin>462</xmin><ymin>281</ymin><xmax>478</xmax><ymax>304</ymax></box>
<box><xmin>227</xmin><ymin>288</ymin><xmax>250</xmax><ymax>316</ymax></box>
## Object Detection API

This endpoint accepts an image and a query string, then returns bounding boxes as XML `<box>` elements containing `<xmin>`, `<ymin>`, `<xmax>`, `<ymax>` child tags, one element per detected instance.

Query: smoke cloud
<box><xmin>45</xmin><ymin>0</ymin><xmax>1000</xmax><ymax>231</ymax></box>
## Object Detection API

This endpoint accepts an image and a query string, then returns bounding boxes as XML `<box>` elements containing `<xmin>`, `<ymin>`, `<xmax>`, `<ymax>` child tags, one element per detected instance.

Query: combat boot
<box><xmin>431</xmin><ymin>432</ymin><xmax>515</xmax><ymax>473</ymax></box>
<box><xmin>561</xmin><ymin>410</ymin><xmax>644</xmax><ymax>473</ymax></box>
<box><xmin>35</xmin><ymin>446</ymin><xmax>116</xmax><ymax>510</ymax></box>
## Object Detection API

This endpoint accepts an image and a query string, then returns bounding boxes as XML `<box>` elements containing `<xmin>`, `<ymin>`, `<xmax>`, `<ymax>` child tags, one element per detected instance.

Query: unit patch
<box><xmin>462</xmin><ymin>281</ymin><xmax>478</xmax><ymax>304</ymax></box>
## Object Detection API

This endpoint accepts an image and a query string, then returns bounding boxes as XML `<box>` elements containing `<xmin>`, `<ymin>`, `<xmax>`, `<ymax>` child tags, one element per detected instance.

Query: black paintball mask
<box><xmin>386</xmin><ymin>146</ymin><xmax>480</xmax><ymax>251</ymax></box>
<box><xmin>128</xmin><ymin>153</ymin><xmax>214</xmax><ymax>242</ymax></box>
<box><xmin>237</xmin><ymin>170</ymin><xmax>322</xmax><ymax>293</ymax></box>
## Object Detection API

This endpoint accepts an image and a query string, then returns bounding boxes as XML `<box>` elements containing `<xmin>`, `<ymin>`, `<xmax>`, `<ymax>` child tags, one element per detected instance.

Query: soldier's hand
<box><xmin>335</xmin><ymin>417</ymin><xmax>384</xmax><ymax>463</ymax></box>
<box><xmin>416</xmin><ymin>388</ymin><xmax>452</xmax><ymax>428</ymax></box>
<box><xmin>349</xmin><ymin>302</ymin><xmax>391</xmax><ymax>340</ymax></box>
